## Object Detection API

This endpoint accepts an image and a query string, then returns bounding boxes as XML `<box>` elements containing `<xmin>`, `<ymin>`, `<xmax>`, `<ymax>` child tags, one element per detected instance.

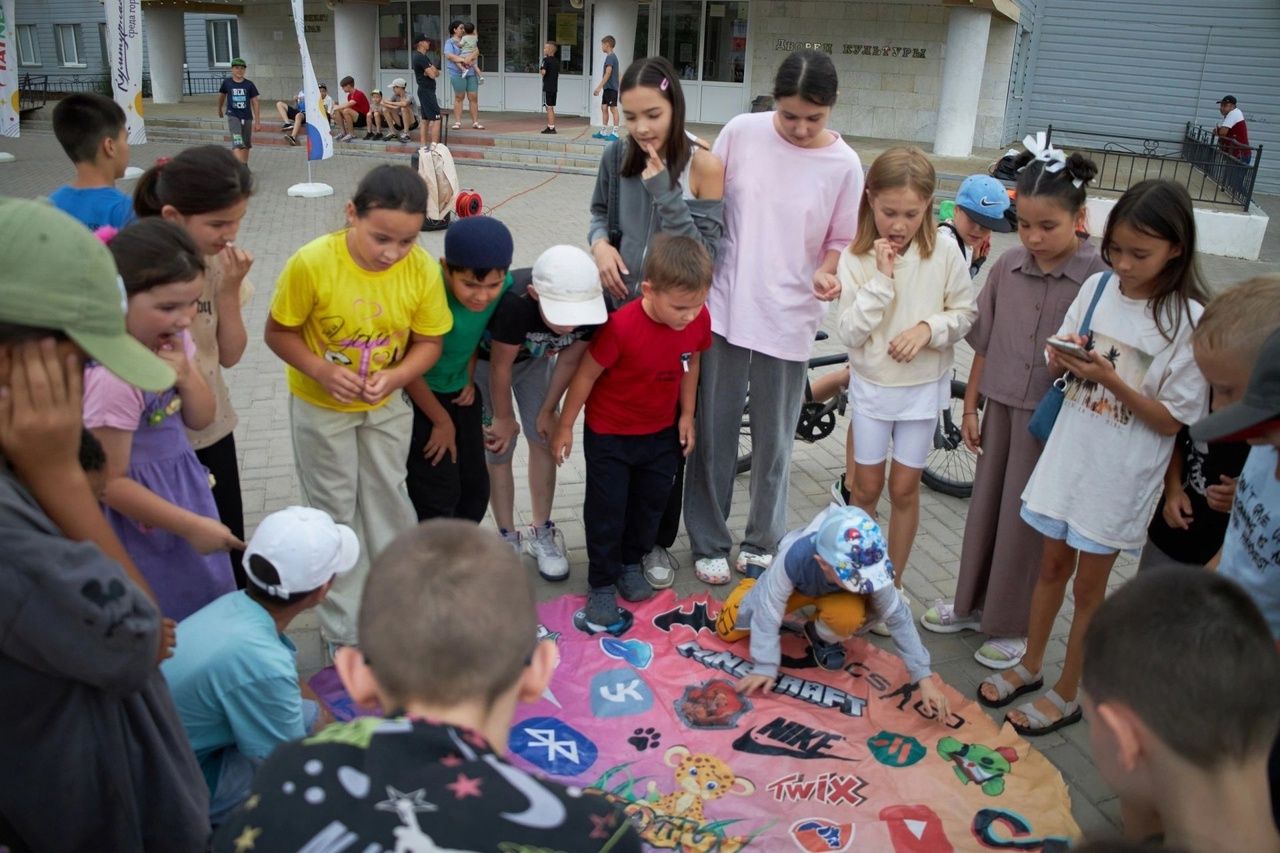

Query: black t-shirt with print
<box><xmin>212</xmin><ymin>716</ymin><xmax>641</xmax><ymax>853</ymax></box>
<box><xmin>478</xmin><ymin>267</ymin><xmax>598</xmax><ymax>363</ymax></box>
<box><xmin>541</xmin><ymin>56</ymin><xmax>560</xmax><ymax>91</ymax></box>
<box><xmin>1147</xmin><ymin>425</ymin><xmax>1250</xmax><ymax>565</ymax></box>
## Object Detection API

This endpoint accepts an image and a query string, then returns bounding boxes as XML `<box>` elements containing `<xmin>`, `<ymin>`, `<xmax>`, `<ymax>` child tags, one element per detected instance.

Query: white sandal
<box><xmin>1007</xmin><ymin>689</ymin><xmax>1082</xmax><ymax>736</ymax></box>
<box><xmin>977</xmin><ymin>663</ymin><xmax>1042</xmax><ymax>709</ymax></box>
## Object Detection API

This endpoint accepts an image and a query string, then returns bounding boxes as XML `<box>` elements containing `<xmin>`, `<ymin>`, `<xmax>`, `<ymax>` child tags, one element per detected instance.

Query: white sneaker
<box><xmin>735</xmin><ymin>551</ymin><xmax>774</xmax><ymax>576</ymax></box>
<box><xmin>499</xmin><ymin>528</ymin><xmax>523</xmax><ymax>553</ymax></box>
<box><xmin>694</xmin><ymin>556</ymin><xmax>731</xmax><ymax>585</ymax></box>
<box><xmin>526</xmin><ymin>522</ymin><xmax>569</xmax><ymax>582</ymax></box>
<box><xmin>642</xmin><ymin>546</ymin><xmax>677</xmax><ymax>589</ymax></box>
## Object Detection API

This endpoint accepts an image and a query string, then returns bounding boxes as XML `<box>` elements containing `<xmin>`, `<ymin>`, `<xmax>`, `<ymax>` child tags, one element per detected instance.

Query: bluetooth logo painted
<box><xmin>509</xmin><ymin>717</ymin><xmax>598</xmax><ymax>777</ymax></box>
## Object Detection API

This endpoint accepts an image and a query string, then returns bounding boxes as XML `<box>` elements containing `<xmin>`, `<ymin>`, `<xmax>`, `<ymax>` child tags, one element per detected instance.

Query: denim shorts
<box><xmin>450</xmin><ymin>73</ymin><xmax>479</xmax><ymax>95</ymax></box>
<box><xmin>1019</xmin><ymin>503</ymin><xmax>1125</xmax><ymax>556</ymax></box>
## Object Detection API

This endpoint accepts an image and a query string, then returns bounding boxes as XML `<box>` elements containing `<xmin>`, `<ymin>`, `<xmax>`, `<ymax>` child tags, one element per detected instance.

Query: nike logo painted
<box><xmin>732</xmin><ymin>715</ymin><xmax>851</xmax><ymax>760</ymax></box>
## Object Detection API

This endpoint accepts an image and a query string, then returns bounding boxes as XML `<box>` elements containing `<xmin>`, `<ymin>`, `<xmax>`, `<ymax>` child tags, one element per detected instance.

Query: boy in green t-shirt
<box><xmin>405</xmin><ymin>216</ymin><xmax>514</xmax><ymax>521</ymax></box>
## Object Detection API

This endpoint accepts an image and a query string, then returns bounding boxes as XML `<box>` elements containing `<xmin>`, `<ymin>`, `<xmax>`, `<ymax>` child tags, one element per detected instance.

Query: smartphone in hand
<box><xmin>1047</xmin><ymin>336</ymin><xmax>1090</xmax><ymax>359</ymax></box>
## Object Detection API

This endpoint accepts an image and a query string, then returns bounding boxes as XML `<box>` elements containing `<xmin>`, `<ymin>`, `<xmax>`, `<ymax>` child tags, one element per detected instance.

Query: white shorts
<box><xmin>850</xmin><ymin>411</ymin><xmax>937</xmax><ymax>469</ymax></box>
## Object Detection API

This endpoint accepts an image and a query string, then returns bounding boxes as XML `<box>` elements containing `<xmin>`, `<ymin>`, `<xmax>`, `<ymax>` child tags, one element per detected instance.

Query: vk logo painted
<box><xmin>599</xmin><ymin>636</ymin><xmax>653</xmax><ymax>670</ymax></box>
<box><xmin>509</xmin><ymin>716</ymin><xmax>598</xmax><ymax>777</ymax></box>
<box><xmin>589</xmin><ymin>667</ymin><xmax>654</xmax><ymax>718</ymax></box>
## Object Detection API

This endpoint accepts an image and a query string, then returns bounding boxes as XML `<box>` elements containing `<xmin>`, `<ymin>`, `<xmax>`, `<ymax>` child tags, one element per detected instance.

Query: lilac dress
<box><xmin>84</xmin><ymin>338</ymin><xmax>235</xmax><ymax>621</ymax></box>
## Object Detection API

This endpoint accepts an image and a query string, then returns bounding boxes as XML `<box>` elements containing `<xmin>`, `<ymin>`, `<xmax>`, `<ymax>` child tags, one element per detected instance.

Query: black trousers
<box><xmin>583</xmin><ymin>426</ymin><xmax>679</xmax><ymax>590</ymax></box>
<box><xmin>195</xmin><ymin>432</ymin><xmax>246</xmax><ymax>588</ymax></box>
<box><xmin>406</xmin><ymin>388</ymin><xmax>490</xmax><ymax>523</ymax></box>
<box><xmin>654</xmin><ymin>431</ymin><xmax>685</xmax><ymax>549</ymax></box>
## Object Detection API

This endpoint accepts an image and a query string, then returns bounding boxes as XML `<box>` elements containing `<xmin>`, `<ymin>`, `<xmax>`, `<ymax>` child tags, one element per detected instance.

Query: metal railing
<box><xmin>1181</xmin><ymin>122</ymin><xmax>1262</xmax><ymax>211</ymax></box>
<box><xmin>18</xmin><ymin>74</ymin><xmax>48</xmax><ymax>113</ymax></box>
<box><xmin>1049</xmin><ymin>124</ymin><xmax>1262</xmax><ymax>211</ymax></box>
<box><xmin>17</xmin><ymin>70</ymin><xmax>232</xmax><ymax>104</ymax></box>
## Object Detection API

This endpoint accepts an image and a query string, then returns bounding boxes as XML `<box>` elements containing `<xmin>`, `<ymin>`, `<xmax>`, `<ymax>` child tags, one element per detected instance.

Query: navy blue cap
<box><xmin>444</xmin><ymin>216</ymin><xmax>514</xmax><ymax>272</ymax></box>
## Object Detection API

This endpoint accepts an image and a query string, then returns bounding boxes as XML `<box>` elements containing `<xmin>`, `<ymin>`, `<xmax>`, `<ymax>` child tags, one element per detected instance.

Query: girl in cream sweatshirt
<box><xmin>835</xmin><ymin>147</ymin><xmax>976</xmax><ymax>616</ymax></box>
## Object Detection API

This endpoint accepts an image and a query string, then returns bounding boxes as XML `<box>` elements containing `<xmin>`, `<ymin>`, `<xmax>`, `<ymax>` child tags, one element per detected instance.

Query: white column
<box><xmin>932</xmin><ymin>7</ymin><xmax>991</xmax><ymax>157</ymax></box>
<box><xmin>334</xmin><ymin>2</ymin><xmax>378</xmax><ymax>97</ymax></box>
<box><xmin>145</xmin><ymin>8</ymin><xmax>186</xmax><ymax>104</ymax></box>
<box><xmin>590</xmin><ymin>0</ymin><xmax>639</xmax><ymax>114</ymax></box>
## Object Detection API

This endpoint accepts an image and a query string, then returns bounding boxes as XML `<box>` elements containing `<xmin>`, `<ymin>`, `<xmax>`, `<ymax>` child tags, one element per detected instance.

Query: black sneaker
<box><xmin>540</xmin><ymin>126</ymin><xmax>557</xmax><ymax>134</ymax></box>
<box><xmin>803</xmin><ymin>620</ymin><xmax>847</xmax><ymax>670</ymax></box>
<box><xmin>617</xmin><ymin>565</ymin><xmax>654</xmax><ymax>602</ymax></box>
<box><xmin>363</xmin><ymin>131</ymin><xmax>378</xmax><ymax>140</ymax></box>
<box><xmin>283</xmin><ymin>133</ymin><xmax>299</xmax><ymax>146</ymax></box>
<box><xmin>830</xmin><ymin>474</ymin><xmax>851</xmax><ymax>506</ymax></box>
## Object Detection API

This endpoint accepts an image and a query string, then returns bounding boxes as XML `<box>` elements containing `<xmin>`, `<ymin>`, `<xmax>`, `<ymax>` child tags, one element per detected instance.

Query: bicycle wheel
<box><xmin>922</xmin><ymin>379</ymin><xmax>980</xmax><ymax>499</ymax></box>
<box><xmin>736</xmin><ymin>402</ymin><xmax>752</xmax><ymax>475</ymax></box>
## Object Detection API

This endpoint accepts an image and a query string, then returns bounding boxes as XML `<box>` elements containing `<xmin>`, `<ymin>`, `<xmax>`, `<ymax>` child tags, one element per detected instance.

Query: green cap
<box><xmin>230</xmin><ymin>57</ymin><xmax>247</xmax><ymax>67</ymax></box>
<box><xmin>0</xmin><ymin>199</ymin><xmax>175</xmax><ymax>392</ymax></box>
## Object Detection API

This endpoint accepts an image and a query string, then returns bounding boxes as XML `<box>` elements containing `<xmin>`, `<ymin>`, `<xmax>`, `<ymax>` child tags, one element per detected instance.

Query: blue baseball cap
<box><xmin>814</xmin><ymin>506</ymin><xmax>895</xmax><ymax>595</ymax></box>
<box><xmin>955</xmin><ymin>174</ymin><xmax>1014</xmax><ymax>232</ymax></box>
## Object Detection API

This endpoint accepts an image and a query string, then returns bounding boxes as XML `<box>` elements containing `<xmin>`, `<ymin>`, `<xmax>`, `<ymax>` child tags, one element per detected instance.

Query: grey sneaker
<box><xmin>499</xmin><ymin>528</ymin><xmax>523</xmax><ymax>554</ymax></box>
<box><xmin>641</xmin><ymin>546</ymin><xmax>677</xmax><ymax>588</ymax></box>
<box><xmin>585</xmin><ymin>585</ymin><xmax>620</xmax><ymax>627</ymax></box>
<box><xmin>616</xmin><ymin>565</ymin><xmax>654</xmax><ymax>602</ymax></box>
<box><xmin>526</xmin><ymin>522</ymin><xmax>569</xmax><ymax>582</ymax></box>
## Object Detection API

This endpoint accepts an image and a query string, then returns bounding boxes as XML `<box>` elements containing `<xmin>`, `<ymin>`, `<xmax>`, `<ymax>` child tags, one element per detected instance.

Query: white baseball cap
<box><xmin>531</xmin><ymin>245</ymin><xmax>607</xmax><ymax>327</ymax></box>
<box><xmin>244</xmin><ymin>506</ymin><xmax>360</xmax><ymax>598</ymax></box>
<box><xmin>391</xmin><ymin>77</ymin><xmax>408</xmax><ymax>88</ymax></box>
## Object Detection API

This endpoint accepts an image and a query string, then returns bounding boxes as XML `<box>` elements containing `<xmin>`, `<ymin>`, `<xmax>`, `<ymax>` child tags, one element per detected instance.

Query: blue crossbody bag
<box><xmin>1027</xmin><ymin>272</ymin><xmax>1112</xmax><ymax>441</ymax></box>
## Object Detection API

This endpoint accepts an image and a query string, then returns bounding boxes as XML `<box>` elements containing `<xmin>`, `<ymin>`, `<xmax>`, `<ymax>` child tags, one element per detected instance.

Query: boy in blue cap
<box><xmin>716</xmin><ymin>503</ymin><xmax>950</xmax><ymax>718</ymax></box>
<box><xmin>406</xmin><ymin>216</ymin><xmax>514</xmax><ymax>522</ymax></box>
<box><xmin>939</xmin><ymin>173</ymin><xmax>1015</xmax><ymax>278</ymax></box>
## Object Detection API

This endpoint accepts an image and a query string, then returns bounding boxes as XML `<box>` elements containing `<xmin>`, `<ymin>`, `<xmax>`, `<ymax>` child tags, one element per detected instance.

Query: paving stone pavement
<box><xmin>4</xmin><ymin>130</ymin><xmax>1278</xmax><ymax>843</ymax></box>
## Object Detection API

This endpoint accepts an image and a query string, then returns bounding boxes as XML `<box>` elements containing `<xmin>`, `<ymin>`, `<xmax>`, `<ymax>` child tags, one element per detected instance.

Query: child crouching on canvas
<box><xmin>716</xmin><ymin>504</ymin><xmax>950</xmax><ymax>718</ymax></box>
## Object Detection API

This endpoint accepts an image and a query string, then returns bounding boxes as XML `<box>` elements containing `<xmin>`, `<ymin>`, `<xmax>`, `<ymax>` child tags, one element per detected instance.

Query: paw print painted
<box><xmin>629</xmin><ymin>727</ymin><xmax>661</xmax><ymax>752</ymax></box>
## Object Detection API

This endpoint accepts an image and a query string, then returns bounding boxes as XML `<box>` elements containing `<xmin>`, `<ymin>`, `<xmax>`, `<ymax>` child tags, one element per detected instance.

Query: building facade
<box><xmin>13</xmin><ymin>0</ymin><xmax>241</xmax><ymax>95</ymax></box>
<box><xmin>16</xmin><ymin>0</ymin><xmax>1276</xmax><ymax>193</ymax></box>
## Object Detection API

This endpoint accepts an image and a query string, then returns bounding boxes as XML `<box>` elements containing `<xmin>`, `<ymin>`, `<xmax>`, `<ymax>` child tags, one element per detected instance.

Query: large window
<box><xmin>659</xmin><ymin>1</ymin><xmax>700</xmax><ymax>81</ymax></box>
<box><xmin>16</xmin><ymin>24</ymin><xmax>39</xmax><ymax>66</ymax></box>
<box><xmin>379</xmin><ymin>6</ymin><xmax>409</xmax><ymax>69</ymax></box>
<box><xmin>207</xmin><ymin>19</ymin><xmax>239</xmax><ymax>67</ymax></box>
<box><xmin>504</xmin><ymin>0</ymin><xmax>540</xmax><ymax>73</ymax></box>
<box><xmin>55</xmin><ymin>24</ymin><xmax>85</xmax><ymax>67</ymax></box>
<box><xmin>410</xmin><ymin>1</ymin><xmax>443</xmax><ymax>65</ymax></box>
<box><xmin>702</xmin><ymin>1</ymin><xmax>746</xmax><ymax>83</ymax></box>
<box><xmin>546</xmin><ymin>0</ymin><xmax>583</xmax><ymax>75</ymax></box>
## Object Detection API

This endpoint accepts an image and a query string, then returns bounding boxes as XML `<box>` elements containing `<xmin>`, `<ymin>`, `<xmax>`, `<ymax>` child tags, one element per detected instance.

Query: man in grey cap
<box><xmin>0</xmin><ymin>199</ymin><xmax>208</xmax><ymax>851</ymax></box>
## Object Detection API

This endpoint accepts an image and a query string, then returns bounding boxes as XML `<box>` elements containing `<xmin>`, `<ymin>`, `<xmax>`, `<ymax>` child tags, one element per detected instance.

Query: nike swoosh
<box><xmin>978</xmin><ymin>196</ymin><xmax>1000</xmax><ymax>207</ymax></box>
<box><xmin>731</xmin><ymin>727</ymin><xmax>851</xmax><ymax>761</ymax></box>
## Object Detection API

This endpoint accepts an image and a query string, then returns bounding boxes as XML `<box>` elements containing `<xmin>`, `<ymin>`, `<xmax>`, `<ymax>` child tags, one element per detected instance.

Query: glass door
<box><xmin>657</xmin><ymin>0</ymin><xmax>748</xmax><ymax>124</ymax></box>
<box><xmin>448</xmin><ymin>2</ymin><xmax>503</xmax><ymax>108</ymax></box>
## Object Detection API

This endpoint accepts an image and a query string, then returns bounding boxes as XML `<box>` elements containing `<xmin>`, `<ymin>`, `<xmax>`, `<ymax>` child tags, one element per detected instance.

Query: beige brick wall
<box><xmin>236</xmin><ymin>0</ymin><xmax>338</xmax><ymax>102</ymax></box>
<box><xmin>748</xmin><ymin>0</ymin><xmax>1016</xmax><ymax>149</ymax></box>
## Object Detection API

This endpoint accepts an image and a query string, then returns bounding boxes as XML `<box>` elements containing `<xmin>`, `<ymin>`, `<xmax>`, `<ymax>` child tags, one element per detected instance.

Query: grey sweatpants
<box><xmin>684</xmin><ymin>334</ymin><xmax>808</xmax><ymax>560</ymax></box>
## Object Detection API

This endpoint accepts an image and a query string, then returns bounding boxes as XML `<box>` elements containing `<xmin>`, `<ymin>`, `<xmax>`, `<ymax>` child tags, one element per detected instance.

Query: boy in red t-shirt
<box><xmin>333</xmin><ymin>76</ymin><xmax>371</xmax><ymax>142</ymax></box>
<box><xmin>553</xmin><ymin>235</ymin><xmax>713</xmax><ymax>631</ymax></box>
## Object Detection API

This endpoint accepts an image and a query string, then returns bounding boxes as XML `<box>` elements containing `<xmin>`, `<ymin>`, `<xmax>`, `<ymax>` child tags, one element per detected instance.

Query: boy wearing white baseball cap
<box><xmin>474</xmin><ymin>245</ymin><xmax>606</xmax><ymax>582</ymax></box>
<box><xmin>162</xmin><ymin>506</ymin><xmax>359</xmax><ymax>824</ymax></box>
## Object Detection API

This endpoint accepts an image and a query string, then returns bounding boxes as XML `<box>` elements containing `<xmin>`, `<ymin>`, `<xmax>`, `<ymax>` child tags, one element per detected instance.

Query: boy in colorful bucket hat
<box><xmin>714</xmin><ymin>503</ymin><xmax>951</xmax><ymax>719</ymax></box>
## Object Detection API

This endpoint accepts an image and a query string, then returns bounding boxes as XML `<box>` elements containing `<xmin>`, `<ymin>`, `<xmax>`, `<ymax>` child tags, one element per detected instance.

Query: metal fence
<box><xmin>1049</xmin><ymin>123</ymin><xmax>1262</xmax><ymax>211</ymax></box>
<box><xmin>18</xmin><ymin>70</ymin><xmax>231</xmax><ymax>106</ymax></box>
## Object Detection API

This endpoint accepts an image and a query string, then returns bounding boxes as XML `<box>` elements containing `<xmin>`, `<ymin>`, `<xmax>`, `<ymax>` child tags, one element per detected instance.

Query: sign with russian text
<box><xmin>103</xmin><ymin>0</ymin><xmax>146</xmax><ymax>144</ymax></box>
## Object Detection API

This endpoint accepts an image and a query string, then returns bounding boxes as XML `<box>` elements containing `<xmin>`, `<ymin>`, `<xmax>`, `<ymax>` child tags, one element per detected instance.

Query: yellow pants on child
<box><xmin>714</xmin><ymin>577</ymin><xmax>867</xmax><ymax>642</ymax></box>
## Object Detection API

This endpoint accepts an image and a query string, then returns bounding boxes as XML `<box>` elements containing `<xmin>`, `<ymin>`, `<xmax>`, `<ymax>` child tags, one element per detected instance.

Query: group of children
<box><xmin>3</xmin><ymin>45</ymin><xmax>1277</xmax><ymax>851</ymax></box>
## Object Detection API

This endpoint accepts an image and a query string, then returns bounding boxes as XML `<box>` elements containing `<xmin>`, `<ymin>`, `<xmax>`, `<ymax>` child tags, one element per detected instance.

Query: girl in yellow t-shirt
<box><xmin>266</xmin><ymin>164</ymin><xmax>452</xmax><ymax>648</ymax></box>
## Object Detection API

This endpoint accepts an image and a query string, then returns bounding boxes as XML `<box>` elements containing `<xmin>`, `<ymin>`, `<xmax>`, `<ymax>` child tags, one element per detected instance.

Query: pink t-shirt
<box><xmin>709</xmin><ymin>111</ymin><xmax>863</xmax><ymax>362</ymax></box>
<box><xmin>83</xmin><ymin>332</ymin><xmax>192</xmax><ymax>430</ymax></box>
